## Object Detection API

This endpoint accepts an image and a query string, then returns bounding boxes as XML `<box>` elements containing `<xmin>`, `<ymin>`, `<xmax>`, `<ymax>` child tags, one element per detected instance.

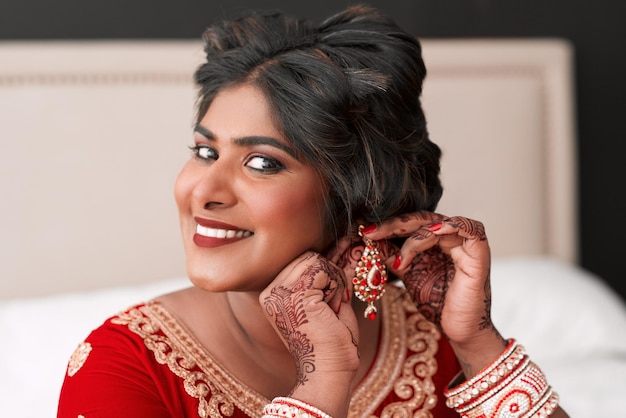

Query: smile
<box><xmin>195</xmin><ymin>224</ymin><xmax>253</xmax><ymax>239</ymax></box>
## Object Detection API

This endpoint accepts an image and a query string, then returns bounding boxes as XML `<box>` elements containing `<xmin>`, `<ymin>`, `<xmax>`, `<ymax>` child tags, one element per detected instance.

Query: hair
<box><xmin>194</xmin><ymin>5</ymin><xmax>443</xmax><ymax>241</ymax></box>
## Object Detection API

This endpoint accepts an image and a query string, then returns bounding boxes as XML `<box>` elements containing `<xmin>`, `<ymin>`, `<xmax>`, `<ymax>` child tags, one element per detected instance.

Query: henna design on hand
<box><xmin>262</xmin><ymin>255</ymin><xmax>345</xmax><ymax>387</ymax></box>
<box><xmin>264</xmin><ymin>284</ymin><xmax>314</xmax><ymax>386</ymax></box>
<box><xmin>410</xmin><ymin>229</ymin><xmax>433</xmax><ymax>242</ymax></box>
<box><xmin>478</xmin><ymin>272</ymin><xmax>493</xmax><ymax>331</ymax></box>
<box><xmin>401</xmin><ymin>247</ymin><xmax>454</xmax><ymax>328</ymax></box>
<box><xmin>306</xmin><ymin>258</ymin><xmax>343</xmax><ymax>304</ymax></box>
<box><xmin>336</xmin><ymin>244</ymin><xmax>364</xmax><ymax>271</ymax></box>
<box><xmin>448</xmin><ymin>216</ymin><xmax>487</xmax><ymax>241</ymax></box>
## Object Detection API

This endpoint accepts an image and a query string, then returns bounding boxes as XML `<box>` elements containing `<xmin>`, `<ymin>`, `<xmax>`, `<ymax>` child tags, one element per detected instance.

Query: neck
<box><xmin>225</xmin><ymin>290</ymin><xmax>291</xmax><ymax>353</ymax></box>
<box><xmin>218</xmin><ymin>287</ymin><xmax>380</xmax><ymax>397</ymax></box>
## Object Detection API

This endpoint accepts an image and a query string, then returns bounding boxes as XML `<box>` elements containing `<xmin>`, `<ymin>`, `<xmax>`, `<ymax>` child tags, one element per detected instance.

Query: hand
<box><xmin>259</xmin><ymin>250</ymin><xmax>359</xmax><ymax>416</ymax></box>
<box><xmin>361</xmin><ymin>211</ymin><xmax>507</xmax><ymax>376</ymax></box>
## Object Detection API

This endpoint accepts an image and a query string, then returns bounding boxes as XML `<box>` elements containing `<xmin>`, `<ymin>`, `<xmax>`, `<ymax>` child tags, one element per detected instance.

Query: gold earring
<box><xmin>352</xmin><ymin>225</ymin><xmax>388</xmax><ymax>320</ymax></box>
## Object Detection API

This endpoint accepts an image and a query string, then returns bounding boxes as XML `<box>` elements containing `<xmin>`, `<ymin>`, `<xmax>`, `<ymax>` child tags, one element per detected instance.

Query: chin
<box><xmin>187</xmin><ymin>275</ymin><xmax>246</xmax><ymax>294</ymax></box>
<box><xmin>185</xmin><ymin>264</ymin><xmax>269</xmax><ymax>294</ymax></box>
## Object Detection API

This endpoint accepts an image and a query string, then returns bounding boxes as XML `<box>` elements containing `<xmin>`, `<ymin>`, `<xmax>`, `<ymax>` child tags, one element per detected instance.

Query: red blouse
<box><xmin>58</xmin><ymin>285</ymin><xmax>460</xmax><ymax>418</ymax></box>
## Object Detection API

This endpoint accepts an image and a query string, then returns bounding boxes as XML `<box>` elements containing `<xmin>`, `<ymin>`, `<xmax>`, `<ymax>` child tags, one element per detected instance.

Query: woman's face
<box><xmin>175</xmin><ymin>83</ymin><xmax>328</xmax><ymax>292</ymax></box>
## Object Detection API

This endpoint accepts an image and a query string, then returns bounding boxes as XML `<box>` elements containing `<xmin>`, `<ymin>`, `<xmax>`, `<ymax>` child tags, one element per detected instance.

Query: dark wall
<box><xmin>2</xmin><ymin>0</ymin><xmax>625</xmax><ymax>301</ymax></box>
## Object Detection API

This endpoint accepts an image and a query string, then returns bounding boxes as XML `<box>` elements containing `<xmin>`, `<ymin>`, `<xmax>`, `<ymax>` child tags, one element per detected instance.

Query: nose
<box><xmin>189</xmin><ymin>160</ymin><xmax>237</xmax><ymax>210</ymax></box>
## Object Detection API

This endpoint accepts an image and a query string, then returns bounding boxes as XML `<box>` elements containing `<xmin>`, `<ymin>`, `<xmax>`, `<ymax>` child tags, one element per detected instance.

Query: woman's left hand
<box><xmin>359</xmin><ymin>211</ymin><xmax>508</xmax><ymax>376</ymax></box>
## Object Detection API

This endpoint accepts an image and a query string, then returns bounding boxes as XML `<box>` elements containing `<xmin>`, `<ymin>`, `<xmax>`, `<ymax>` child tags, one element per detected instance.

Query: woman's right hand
<box><xmin>259</xmin><ymin>250</ymin><xmax>359</xmax><ymax>418</ymax></box>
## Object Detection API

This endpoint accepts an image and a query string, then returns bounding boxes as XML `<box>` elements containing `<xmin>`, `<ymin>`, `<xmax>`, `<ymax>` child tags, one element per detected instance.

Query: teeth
<box><xmin>196</xmin><ymin>224</ymin><xmax>252</xmax><ymax>239</ymax></box>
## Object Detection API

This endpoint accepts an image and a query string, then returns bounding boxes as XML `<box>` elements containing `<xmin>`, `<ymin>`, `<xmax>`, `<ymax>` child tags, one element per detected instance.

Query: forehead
<box><xmin>199</xmin><ymin>83</ymin><xmax>283</xmax><ymax>140</ymax></box>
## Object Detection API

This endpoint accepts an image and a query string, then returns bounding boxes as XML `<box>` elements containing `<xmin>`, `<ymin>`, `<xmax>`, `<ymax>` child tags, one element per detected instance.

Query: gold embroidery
<box><xmin>67</xmin><ymin>342</ymin><xmax>92</xmax><ymax>377</ymax></box>
<box><xmin>112</xmin><ymin>305</ymin><xmax>265</xmax><ymax>417</ymax></box>
<box><xmin>113</xmin><ymin>285</ymin><xmax>440</xmax><ymax>418</ymax></box>
<box><xmin>349</xmin><ymin>285</ymin><xmax>406</xmax><ymax>417</ymax></box>
<box><xmin>349</xmin><ymin>286</ymin><xmax>440</xmax><ymax>418</ymax></box>
<box><xmin>377</xmin><ymin>294</ymin><xmax>440</xmax><ymax>418</ymax></box>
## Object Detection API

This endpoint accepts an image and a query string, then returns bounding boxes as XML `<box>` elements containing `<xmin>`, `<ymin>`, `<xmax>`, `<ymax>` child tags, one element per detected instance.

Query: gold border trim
<box><xmin>113</xmin><ymin>285</ymin><xmax>439</xmax><ymax>417</ymax></box>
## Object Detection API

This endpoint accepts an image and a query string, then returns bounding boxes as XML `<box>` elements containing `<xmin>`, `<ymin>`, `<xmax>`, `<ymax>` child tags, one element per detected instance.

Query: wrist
<box><xmin>448</xmin><ymin>329</ymin><xmax>508</xmax><ymax>379</ymax></box>
<box><xmin>289</xmin><ymin>372</ymin><xmax>354</xmax><ymax>418</ymax></box>
<box><xmin>265</xmin><ymin>397</ymin><xmax>334</xmax><ymax>418</ymax></box>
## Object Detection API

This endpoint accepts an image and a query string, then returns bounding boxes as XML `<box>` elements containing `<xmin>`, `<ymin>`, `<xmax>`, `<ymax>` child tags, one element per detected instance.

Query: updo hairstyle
<box><xmin>194</xmin><ymin>5</ymin><xmax>443</xmax><ymax>241</ymax></box>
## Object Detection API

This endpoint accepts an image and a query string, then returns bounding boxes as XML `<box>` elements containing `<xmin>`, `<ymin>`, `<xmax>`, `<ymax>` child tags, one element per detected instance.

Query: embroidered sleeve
<box><xmin>57</xmin><ymin>313</ymin><xmax>173</xmax><ymax>418</ymax></box>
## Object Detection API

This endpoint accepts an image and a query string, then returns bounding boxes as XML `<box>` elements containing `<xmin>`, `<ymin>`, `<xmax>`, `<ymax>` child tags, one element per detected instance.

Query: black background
<box><xmin>2</xmin><ymin>0</ymin><xmax>625</xmax><ymax>301</ymax></box>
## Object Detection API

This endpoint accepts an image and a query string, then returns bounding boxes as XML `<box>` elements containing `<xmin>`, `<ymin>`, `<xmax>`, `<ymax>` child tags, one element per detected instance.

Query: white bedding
<box><xmin>1</xmin><ymin>257</ymin><xmax>625</xmax><ymax>417</ymax></box>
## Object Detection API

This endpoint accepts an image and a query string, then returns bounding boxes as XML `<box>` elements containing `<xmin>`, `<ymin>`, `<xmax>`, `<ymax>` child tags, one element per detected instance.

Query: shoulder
<box><xmin>60</xmin><ymin>303</ymin><xmax>160</xmax><ymax>385</ymax></box>
<box><xmin>58</xmin><ymin>303</ymin><xmax>177</xmax><ymax>417</ymax></box>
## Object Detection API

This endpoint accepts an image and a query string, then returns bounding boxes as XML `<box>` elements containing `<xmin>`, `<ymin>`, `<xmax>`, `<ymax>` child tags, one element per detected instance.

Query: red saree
<box><xmin>58</xmin><ymin>285</ymin><xmax>460</xmax><ymax>417</ymax></box>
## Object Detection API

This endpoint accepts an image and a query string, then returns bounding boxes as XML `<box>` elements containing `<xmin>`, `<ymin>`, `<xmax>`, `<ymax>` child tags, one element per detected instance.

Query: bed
<box><xmin>1</xmin><ymin>39</ymin><xmax>625</xmax><ymax>417</ymax></box>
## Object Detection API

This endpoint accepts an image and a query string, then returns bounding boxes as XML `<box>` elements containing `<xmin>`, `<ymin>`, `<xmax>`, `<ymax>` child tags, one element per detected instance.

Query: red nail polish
<box><xmin>361</xmin><ymin>224</ymin><xmax>377</xmax><ymax>234</ymax></box>
<box><xmin>428</xmin><ymin>221</ymin><xmax>443</xmax><ymax>232</ymax></box>
<box><xmin>393</xmin><ymin>254</ymin><xmax>402</xmax><ymax>269</ymax></box>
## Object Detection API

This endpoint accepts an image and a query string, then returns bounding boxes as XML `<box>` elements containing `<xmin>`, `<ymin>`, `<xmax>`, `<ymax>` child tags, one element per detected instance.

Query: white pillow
<box><xmin>491</xmin><ymin>257</ymin><xmax>626</xmax><ymax>358</ymax></box>
<box><xmin>0</xmin><ymin>277</ymin><xmax>188</xmax><ymax>418</ymax></box>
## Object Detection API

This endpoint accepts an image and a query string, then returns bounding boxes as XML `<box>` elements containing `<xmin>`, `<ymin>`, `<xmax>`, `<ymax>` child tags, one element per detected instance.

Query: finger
<box><xmin>290</xmin><ymin>253</ymin><xmax>349</xmax><ymax>316</ymax></box>
<box><xmin>428</xmin><ymin>217</ymin><xmax>489</xmax><ymax>261</ymax></box>
<box><xmin>387</xmin><ymin>225</ymin><xmax>440</xmax><ymax>271</ymax></box>
<box><xmin>323</xmin><ymin>262</ymin><xmax>347</xmax><ymax>314</ymax></box>
<box><xmin>284</xmin><ymin>251</ymin><xmax>320</xmax><ymax>277</ymax></box>
<box><xmin>428</xmin><ymin>216</ymin><xmax>486</xmax><ymax>240</ymax></box>
<box><xmin>430</xmin><ymin>217</ymin><xmax>491</xmax><ymax>293</ymax></box>
<box><xmin>397</xmin><ymin>247</ymin><xmax>453</xmax><ymax>327</ymax></box>
<box><xmin>336</xmin><ymin>300</ymin><xmax>359</xmax><ymax>348</ymax></box>
<box><xmin>360</xmin><ymin>211</ymin><xmax>445</xmax><ymax>241</ymax></box>
<box><xmin>324</xmin><ymin>235</ymin><xmax>354</xmax><ymax>266</ymax></box>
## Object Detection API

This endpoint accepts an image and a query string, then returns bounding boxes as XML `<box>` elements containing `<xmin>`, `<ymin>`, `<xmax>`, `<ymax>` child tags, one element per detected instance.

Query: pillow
<box><xmin>0</xmin><ymin>277</ymin><xmax>188</xmax><ymax>418</ymax></box>
<box><xmin>491</xmin><ymin>257</ymin><xmax>626</xmax><ymax>358</ymax></box>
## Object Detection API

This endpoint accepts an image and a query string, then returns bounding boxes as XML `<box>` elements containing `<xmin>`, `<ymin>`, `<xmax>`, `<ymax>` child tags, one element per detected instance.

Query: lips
<box><xmin>192</xmin><ymin>217</ymin><xmax>252</xmax><ymax>248</ymax></box>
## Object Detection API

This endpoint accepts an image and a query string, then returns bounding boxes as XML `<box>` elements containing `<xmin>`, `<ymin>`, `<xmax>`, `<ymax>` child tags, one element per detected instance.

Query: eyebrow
<box><xmin>194</xmin><ymin>125</ymin><xmax>300</xmax><ymax>160</ymax></box>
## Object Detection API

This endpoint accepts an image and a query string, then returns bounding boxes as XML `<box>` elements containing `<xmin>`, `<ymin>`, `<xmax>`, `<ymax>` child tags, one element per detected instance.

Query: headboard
<box><xmin>0</xmin><ymin>39</ymin><xmax>576</xmax><ymax>299</ymax></box>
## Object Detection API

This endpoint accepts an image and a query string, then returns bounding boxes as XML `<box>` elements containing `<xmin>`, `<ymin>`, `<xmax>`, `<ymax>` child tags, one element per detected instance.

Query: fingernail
<box><xmin>428</xmin><ymin>221</ymin><xmax>443</xmax><ymax>232</ymax></box>
<box><xmin>361</xmin><ymin>224</ymin><xmax>377</xmax><ymax>234</ymax></box>
<box><xmin>393</xmin><ymin>254</ymin><xmax>402</xmax><ymax>269</ymax></box>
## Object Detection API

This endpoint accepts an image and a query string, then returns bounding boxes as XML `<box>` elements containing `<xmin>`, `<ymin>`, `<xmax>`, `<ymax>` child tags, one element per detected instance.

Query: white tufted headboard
<box><xmin>0</xmin><ymin>39</ymin><xmax>576</xmax><ymax>299</ymax></box>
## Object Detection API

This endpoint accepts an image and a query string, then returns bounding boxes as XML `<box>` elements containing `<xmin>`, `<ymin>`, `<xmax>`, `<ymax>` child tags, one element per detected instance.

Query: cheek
<box><xmin>260</xmin><ymin>183</ymin><xmax>327</xmax><ymax>239</ymax></box>
<box><xmin>174</xmin><ymin>163</ymin><xmax>194</xmax><ymax>210</ymax></box>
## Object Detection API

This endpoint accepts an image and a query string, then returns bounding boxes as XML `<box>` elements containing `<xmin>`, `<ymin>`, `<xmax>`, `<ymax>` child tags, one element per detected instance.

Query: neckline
<box><xmin>140</xmin><ymin>285</ymin><xmax>408</xmax><ymax>417</ymax></box>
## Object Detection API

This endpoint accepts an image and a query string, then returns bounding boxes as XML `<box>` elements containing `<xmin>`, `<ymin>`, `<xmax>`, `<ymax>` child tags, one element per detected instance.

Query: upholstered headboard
<box><xmin>0</xmin><ymin>39</ymin><xmax>576</xmax><ymax>299</ymax></box>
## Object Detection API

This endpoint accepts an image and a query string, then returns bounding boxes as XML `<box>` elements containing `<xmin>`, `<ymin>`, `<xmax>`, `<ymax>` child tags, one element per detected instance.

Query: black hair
<box><xmin>194</xmin><ymin>5</ymin><xmax>443</xmax><ymax>241</ymax></box>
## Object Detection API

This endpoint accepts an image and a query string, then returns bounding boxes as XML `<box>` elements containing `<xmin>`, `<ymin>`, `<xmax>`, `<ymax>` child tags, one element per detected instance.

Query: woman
<box><xmin>58</xmin><ymin>5</ymin><xmax>567</xmax><ymax>418</ymax></box>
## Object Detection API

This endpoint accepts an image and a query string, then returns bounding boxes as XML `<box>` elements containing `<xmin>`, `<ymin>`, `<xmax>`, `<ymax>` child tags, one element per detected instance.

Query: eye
<box><xmin>245</xmin><ymin>155</ymin><xmax>285</xmax><ymax>173</ymax></box>
<box><xmin>189</xmin><ymin>145</ymin><xmax>217</xmax><ymax>161</ymax></box>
